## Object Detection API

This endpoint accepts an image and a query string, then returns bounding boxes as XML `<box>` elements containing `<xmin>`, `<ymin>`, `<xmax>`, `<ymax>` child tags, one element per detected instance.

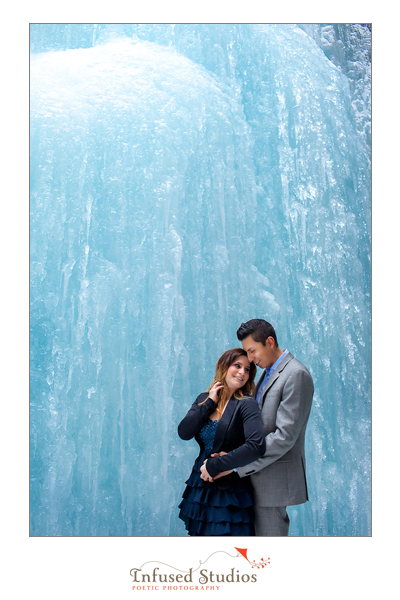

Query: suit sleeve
<box><xmin>205</xmin><ymin>398</ymin><xmax>266</xmax><ymax>477</ymax></box>
<box><xmin>177</xmin><ymin>393</ymin><xmax>217</xmax><ymax>440</ymax></box>
<box><xmin>236</xmin><ymin>368</ymin><xmax>314</xmax><ymax>477</ymax></box>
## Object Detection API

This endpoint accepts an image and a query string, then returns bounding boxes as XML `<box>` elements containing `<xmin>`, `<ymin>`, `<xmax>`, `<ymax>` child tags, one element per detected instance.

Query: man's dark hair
<box><xmin>236</xmin><ymin>319</ymin><xmax>278</xmax><ymax>347</ymax></box>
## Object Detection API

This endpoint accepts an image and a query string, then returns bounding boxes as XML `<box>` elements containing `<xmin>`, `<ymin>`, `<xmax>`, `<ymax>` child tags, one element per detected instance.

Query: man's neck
<box><xmin>268</xmin><ymin>346</ymin><xmax>284</xmax><ymax>368</ymax></box>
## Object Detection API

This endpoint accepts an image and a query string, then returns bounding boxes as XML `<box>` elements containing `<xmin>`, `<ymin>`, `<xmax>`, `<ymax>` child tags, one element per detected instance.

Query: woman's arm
<box><xmin>205</xmin><ymin>398</ymin><xmax>266</xmax><ymax>477</ymax></box>
<box><xmin>177</xmin><ymin>393</ymin><xmax>217</xmax><ymax>440</ymax></box>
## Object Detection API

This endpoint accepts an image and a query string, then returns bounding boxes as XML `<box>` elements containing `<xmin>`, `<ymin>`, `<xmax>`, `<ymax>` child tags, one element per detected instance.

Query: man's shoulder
<box><xmin>286</xmin><ymin>354</ymin><xmax>310</xmax><ymax>371</ymax></box>
<box><xmin>284</xmin><ymin>354</ymin><xmax>313</xmax><ymax>381</ymax></box>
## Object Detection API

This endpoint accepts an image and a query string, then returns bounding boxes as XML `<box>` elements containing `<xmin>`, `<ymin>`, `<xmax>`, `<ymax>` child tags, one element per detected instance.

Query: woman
<box><xmin>178</xmin><ymin>348</ymin><xmax>266</xmax><ymax>536</ymax></box>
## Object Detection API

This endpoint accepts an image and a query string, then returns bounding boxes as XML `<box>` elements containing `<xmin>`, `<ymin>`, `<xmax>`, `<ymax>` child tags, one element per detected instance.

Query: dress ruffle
<box><xmin>179</xmin><ymin>449</ymin><xmax>255</xmax><ymax>536</ymax></box>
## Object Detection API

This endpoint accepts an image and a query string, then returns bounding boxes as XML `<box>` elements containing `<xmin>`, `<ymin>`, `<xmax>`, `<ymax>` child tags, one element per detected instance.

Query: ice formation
<box><xmin>30</xmin><ymin>24</ymin><xmax>371</xmax><ymax>536</ymax></box>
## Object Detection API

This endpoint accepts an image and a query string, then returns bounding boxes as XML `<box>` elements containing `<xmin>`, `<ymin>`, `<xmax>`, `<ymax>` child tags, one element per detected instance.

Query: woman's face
<box><xmin>225</xmin><ymin>355</ymin><xmax>251</xmax><ymax>392</ymax></box>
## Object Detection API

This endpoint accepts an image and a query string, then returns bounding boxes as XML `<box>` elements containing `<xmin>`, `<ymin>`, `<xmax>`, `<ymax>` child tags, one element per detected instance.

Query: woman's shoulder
<box><xmin>195</xmin><ymin>391</ymin><xmax>210</xmax><ymax>403</ymax></box>
<box><xmin>239</xmin><ymin>394</ymin><xmax>256</xmax><ymax>402</ymax></box>
<box><xmin>237</xmin><ymin>395</ymin><xmax>259</xmax><ymax>412</ymax></box>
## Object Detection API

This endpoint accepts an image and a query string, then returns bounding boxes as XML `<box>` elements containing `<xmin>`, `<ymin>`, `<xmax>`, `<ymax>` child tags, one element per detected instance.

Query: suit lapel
<box><xmin>258</xmin><ymin>369</ymin><xmax>280</xmax><ymax>410</ymax></box>
<box><xmin>212</xmin><ymin>397</ymin><xmax>237</xmax><ymax>453</ymax></box>
<box><xmin>259</xmin><ymin>352</ymin><xmax>294</xmax><ymax>409</ymax></box>
<box><xmin>255</xmin><ymin>372</ymin><xmax>265</xmax><ymax>394</ymax></box>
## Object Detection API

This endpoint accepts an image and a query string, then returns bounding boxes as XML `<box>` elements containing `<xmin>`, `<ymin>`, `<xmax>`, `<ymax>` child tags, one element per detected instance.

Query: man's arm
<box><xmin>236</xmin><ymin>368</ymin><xmax>313</xmax><ymax>477</ymax></box>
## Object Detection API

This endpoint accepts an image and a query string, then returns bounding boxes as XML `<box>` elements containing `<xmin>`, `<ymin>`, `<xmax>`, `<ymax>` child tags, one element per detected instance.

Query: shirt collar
<box><xmin>268</xmin><ymin>348</ymin><xmax>289</xmax><ymax>373</ymax></box>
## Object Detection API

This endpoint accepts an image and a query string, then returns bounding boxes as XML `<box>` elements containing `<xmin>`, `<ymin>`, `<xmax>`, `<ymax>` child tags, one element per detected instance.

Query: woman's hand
<box><xmin>200</xmin><ymin>459</ymin><xmax>214</xmax><ymax>482</ymax></box>
<box><xmin>201</xmin><ymin>452</ymin><xmax>233</xmax><ymax>482</ymax></box>
<box><xmin>208</xmin><ymin>381</ymin><xmax>224</xmax><ymax>403</ymax></box>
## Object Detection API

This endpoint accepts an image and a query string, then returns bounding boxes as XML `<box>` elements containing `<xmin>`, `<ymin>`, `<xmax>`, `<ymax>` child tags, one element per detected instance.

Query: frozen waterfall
<box><xmin>30</xmin><ymin>24</ymin><xmax>371</xmax><ymax>536</ymax></box>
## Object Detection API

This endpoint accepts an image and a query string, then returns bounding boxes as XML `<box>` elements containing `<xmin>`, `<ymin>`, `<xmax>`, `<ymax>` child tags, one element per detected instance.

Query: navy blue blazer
<box><xmin>178</xmin><ymin>392</ymin><xmax>266</xmax><ymax>486</ymax></box>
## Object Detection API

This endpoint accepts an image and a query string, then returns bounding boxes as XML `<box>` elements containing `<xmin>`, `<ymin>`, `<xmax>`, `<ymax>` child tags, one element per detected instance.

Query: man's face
<box><xmin>241</xmin><ymin>334</ymin><xmax>276</xmax><ymax>369</ymax></box>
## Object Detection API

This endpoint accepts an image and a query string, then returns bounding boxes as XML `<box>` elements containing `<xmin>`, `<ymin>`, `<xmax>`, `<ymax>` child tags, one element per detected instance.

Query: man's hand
<box><xmin>212</xmin><ymin>469</ymin><xmax>234</xmax><ymax>480</ymax></box>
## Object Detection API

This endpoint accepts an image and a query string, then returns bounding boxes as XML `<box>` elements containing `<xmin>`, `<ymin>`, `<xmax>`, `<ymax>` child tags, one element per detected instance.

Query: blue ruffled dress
<box><xmin>178</xmin><ymin>419</ymin><xmax>255</xmax><ymax>536</ymax></box>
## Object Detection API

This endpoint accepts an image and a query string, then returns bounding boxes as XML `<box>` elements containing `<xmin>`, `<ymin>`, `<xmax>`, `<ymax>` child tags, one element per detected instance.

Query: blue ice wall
<box><xmin>30</xmin><ymin>24</ymin><xmax>371</xmax><ymax>536</ymax></box>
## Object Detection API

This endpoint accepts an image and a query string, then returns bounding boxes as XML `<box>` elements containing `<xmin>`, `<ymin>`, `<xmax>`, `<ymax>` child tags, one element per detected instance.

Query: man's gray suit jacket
<box><xmin>236</xmin><ymin>351</ymin><xmax>314</xmax><ymax>507</ymax></box>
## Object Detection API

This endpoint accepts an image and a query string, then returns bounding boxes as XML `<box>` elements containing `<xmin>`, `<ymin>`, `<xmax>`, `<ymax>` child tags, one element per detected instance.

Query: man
<box><xmin>201</xmin><ymin>318</ymin><xmax>314</xmax><ymax>536</ymax></box>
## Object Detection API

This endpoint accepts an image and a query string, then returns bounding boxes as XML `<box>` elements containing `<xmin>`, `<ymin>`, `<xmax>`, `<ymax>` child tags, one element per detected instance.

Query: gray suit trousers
<box><xmin>255</xmin><ymin>506</ymin><xmax>290</xmax><ymax>536</ymax></box>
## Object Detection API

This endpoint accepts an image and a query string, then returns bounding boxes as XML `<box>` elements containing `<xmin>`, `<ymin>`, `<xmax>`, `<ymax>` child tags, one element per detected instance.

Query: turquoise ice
<box><xmin>30</xmin><ymin>24</ymin><xmax>371</xmax><ymax>536</ymax></box>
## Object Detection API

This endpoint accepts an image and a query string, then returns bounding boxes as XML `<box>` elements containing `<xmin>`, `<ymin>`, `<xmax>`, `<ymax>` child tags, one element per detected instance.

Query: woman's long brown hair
<box><xmin>200</xmin><ymin>348</ymin><xmax>256</xmax><ymax>417</ymax></box>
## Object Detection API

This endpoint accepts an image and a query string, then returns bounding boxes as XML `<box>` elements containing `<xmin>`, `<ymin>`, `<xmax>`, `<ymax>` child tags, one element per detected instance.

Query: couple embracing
<box><xmin>178</xmin><ymin>318</ymin><xmax>314</xmax><ymax>537</ymax></box>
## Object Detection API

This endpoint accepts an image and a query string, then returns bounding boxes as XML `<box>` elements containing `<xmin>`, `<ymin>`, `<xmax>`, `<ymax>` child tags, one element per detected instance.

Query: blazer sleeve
<box><xmin>236</xmin><ymin>368</ymin><xmax>314</xmax><ymax>477</ymax></box>
<box><xmin>177</xmin><ymin>393</ymin><xmax>217</xmax><ymax>440</ymax></box>
<box><xmin>205</xmin><ymin>398</ymin><xmax>266</xmax><ymax>477</ymax></box>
